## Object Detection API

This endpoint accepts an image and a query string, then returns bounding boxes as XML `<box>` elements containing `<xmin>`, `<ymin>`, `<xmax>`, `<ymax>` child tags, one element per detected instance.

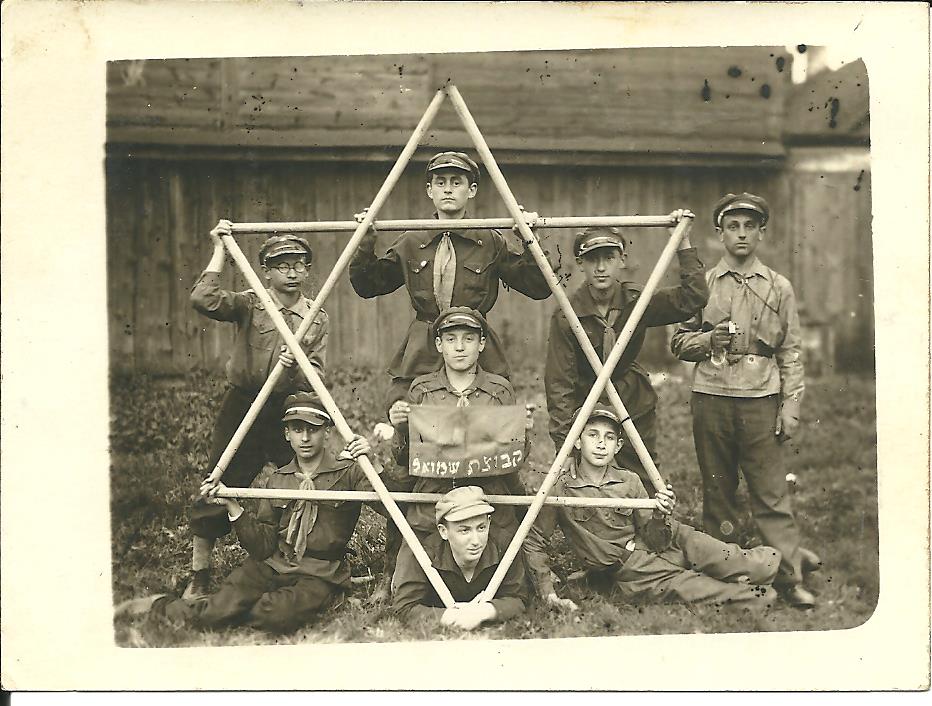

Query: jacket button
<box><xmin>475</xmin><ymin>268</ymin><xmax>481</xmax><ymax>273</ymax></box>
<box><xmin>420</xmin><ymin>261</ymin><xmax>428</xmax><ymax>268</ymax></box>
<box><xmin>477</xmin><ymin>239</ymin><xmax>482</xmax><ymax>245</ymax></box>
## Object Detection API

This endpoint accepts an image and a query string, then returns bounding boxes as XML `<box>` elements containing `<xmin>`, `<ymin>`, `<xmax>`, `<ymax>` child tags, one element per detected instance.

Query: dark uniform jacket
<box><xmin>391</xmin><ymin>530</ymin><xmax>528</xmax><ymax>623</ymax></box>
<box><xmin>349</xmin><ymin>220</ymin><xmax>553</xmax><ymax>381</ymax></box>
<box><xmin>388</xmin><ymin>366</ymin><xmax>528</xmax><ymax>535</ymax></box>
<box><xmin>545</xmin><ymin>248</ymin><xmax>708</xmax><ymax>449</ymax></box>
<box><xmin>232</xmin><ymin>450</ymin><xmax>384</xmax><ymax>586</ymax></box>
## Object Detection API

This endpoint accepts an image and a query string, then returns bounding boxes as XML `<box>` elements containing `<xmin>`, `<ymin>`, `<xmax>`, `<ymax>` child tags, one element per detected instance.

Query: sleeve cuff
<box><xmin>228</xmin><ymin>506</ymin><xmax>245</xmax><ymax>522</ymax></box>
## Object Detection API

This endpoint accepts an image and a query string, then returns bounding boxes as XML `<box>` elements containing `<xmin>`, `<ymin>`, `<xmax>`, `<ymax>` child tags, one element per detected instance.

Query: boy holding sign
<box><xmin>383</xmin><ymin>307</ymin><xmax>530</xmax><ymax>596</ymax></box>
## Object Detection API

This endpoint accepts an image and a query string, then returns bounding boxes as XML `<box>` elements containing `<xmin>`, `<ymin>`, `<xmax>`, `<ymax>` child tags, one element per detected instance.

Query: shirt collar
<box><xmin>267</xmin><ymin>288</ymin><xmax>312</xmax><ymax>318</ymax></box>
<box><xmin>563</xmin><ymin>461</ymin><xmax>630</xmax><ymax>489</ymax></box>
<box><xmin>570</xmin><ymin>281</ymin><xmax>627</xmax><ymax>318</ymax></box>
<box><xmin>437</xmin><ymin>365</ymin><xmax>489</xmax><ymax>395</ymax></box>
<box><xmin>275</xmin><ymin>447</ymin><xmax>349</xmax><ymax>479</ymax></box>
<box><xmin>712</xmin><ymin>256</ymin><xmax>770</xmax><ymax>281</ymax></box>
<box><xmin>410</xmin><ymin>212</ymin><xmax>484</xmax><ymax>246</ymax></box>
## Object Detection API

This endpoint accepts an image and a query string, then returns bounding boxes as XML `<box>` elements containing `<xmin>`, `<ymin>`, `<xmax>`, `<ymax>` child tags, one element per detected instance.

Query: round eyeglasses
<box><xmin>269</xmin><ymin>261</ymin><xmax>308</xmax><ymax>274</ymax></box>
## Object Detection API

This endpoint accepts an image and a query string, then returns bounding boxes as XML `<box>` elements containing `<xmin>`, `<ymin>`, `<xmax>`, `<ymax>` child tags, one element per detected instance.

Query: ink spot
<box><xmin>853</xmin><ymin>169</ymin><xmax>865</xmax><ymax>192</ymax></box>
<box><xmin>760</xmin><ymin>84</ymin><xmax>771</xmax><ymax>99</ymax></box>
<box><xmin>797</xmin><ymin>44</ymin><xmax>807</xmax><ymax>53</ymax></box>
<box><xmin>775</xmin><ymin>56</ymin><xmax>786</xmax><ymax>72</ymax></box>
<box><xmin>727</xmin><ymin>65</ymin><xmax>742</xmax><ymax>78</ymax></box>
<box><xmin>397</xmin><ymin>64</ymin><xmax>404</xmax><ymax>77</ymax></box>
<box><xmin>700</xmin><ymin>79</ymin><xmax>711</xmax><ymax>102</ymax></box>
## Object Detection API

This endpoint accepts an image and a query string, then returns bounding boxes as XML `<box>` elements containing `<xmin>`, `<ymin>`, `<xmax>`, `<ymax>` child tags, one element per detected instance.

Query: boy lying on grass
<box><xmin>118</xmin><ymin>392</ymin><xmax>390</xmax><ymax>634</ymax></box>
<box><xmin>391</xmin><ymin>486</ymin><xmax>528</xmax><ymax>631</ymax></box>
<box><xmin>524</xmin><ymin>405</ymin><xmax>781</xmax><ymax>611</ymax></box>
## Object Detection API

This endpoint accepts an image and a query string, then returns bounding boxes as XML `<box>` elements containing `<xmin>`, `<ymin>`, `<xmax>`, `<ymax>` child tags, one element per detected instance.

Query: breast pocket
<box><xmin>458</xmin><ymin>252</ymin><xmax>497</xmax><ymax>302</ymax></box>
<box><xmin>248</xmin><ymin>309</ymin><xmax>277</xmax><ymax>351</ymax></box>
<box><xmin>754</xmin><ymin>306</ymin><xmax>785</xmax><ymax>352</ymax></box>
<box><xmin>406</xmin><ymin>256</ymin><xmax>435</xmax><ymax>303</ymax></box>
<box><xmin>569</xmin><ymin>506</ymin><xmax>597</xmax><ymax>524</ymax></box>
<box><xmin>600</xmin><ymin>506</ymin><xmax>635</xmax><ymax>531</ymax></box>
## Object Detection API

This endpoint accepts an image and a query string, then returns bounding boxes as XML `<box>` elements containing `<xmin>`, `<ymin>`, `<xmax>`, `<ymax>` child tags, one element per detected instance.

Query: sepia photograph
<box><xmin>106</xmin><ymin>46</ymin><xmax>876</xmax><ymax>646</ymax></box>
<box><xmin>1</xmin><ymin>0</ymin><xmax>928</xmax><ymax>692</ymax></box>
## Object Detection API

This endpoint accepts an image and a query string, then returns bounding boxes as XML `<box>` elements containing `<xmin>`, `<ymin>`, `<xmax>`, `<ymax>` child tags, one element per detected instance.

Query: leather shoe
<box><xmin>781</xmin><ymin>584</ymin><xmax>816</xmax><ymax>608</ymax></box>
<box><xmin>799</xmin><ymin>547</ymin><xmax>822</xmax><ymax>574</ymax></box>
<box><xmin>182</xmin><ymin>569</ymin><xmax>211</xmax><ymax>600</ymax></box>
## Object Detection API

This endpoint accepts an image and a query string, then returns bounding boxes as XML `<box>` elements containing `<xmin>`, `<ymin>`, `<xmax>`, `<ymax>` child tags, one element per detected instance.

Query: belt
<box><xmin>725</xmin><ymin>342</ymin><xmax>774</xmax><ymax>362</ymax></box>
<box><xmin>302</xmin><ymin>547</ymin><xmax>348</xmax><ymax>561</ymax></box>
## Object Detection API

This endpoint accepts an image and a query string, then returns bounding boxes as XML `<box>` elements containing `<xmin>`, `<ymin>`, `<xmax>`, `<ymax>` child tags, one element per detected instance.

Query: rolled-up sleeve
<box><xmin>496</xmin><ymin>231</ymin><xmax>553</xmax><ymax>300</ymax></box>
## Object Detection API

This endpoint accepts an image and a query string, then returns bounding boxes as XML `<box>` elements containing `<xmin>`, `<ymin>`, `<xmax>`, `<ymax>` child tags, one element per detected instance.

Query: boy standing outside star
<box><xmin>130</xmin><ymin>393</ymin><xmax>380</xmax><ymax>634</ymax></box>
<box><xmin>391</xmin><ymin>486</ymin><xmax>528</xmax><ymax>630</ymax></box>
<box><xmin>524</xmin><ymin>405</ymin><xmax>781</xmax><ymax>611</ymax></box>
<box><xmin>186</xmin><ymin>219</ymin><xmax>329</xmax><ymax>599</ymax></box>
<box><xmin>349</xmin><ymin>151</ymin><xmax>553</xmax><ymax>412</ymax></box>
<box><xmin>545</xmin><ymin>210</ymin><xmax>707</xmax><ymax>489</ymax></box>
<box><xmin>671</xmin><ymin>193</ymin><xmax>820</xmax><ymax>608</ymax></box>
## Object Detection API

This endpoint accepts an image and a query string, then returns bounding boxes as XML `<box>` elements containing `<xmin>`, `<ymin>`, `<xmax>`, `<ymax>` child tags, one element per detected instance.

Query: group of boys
<box><xmin>118</xmin><ymin>150</ymin><xmax>820</xmax><ymax>634</ymax></box>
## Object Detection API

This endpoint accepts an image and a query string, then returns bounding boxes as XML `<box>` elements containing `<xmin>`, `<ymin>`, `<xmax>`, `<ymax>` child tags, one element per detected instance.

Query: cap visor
<box><xmin>282</xmin><ymin>412</ymin><xmax>330</xmax><ymax>426</ymax></box>
<box><xmin>578</xmin><ymin>242</ymin><xmax>623</xmax><ymax>257</ymax></box>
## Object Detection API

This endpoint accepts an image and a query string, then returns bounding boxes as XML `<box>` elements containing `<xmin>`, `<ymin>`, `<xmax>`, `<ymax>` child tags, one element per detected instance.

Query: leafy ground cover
<box><xmin>110</xmin><ymin>365</ymin><xmax>878</xmax><ymax>646</ymax></box>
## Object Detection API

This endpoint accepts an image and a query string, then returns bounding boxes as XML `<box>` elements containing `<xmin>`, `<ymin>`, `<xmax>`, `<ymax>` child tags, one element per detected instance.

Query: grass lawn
<box><xmin>110</xmin><ymin>365</ymin><xmax>878</xmax><ymax>647</ymax></box>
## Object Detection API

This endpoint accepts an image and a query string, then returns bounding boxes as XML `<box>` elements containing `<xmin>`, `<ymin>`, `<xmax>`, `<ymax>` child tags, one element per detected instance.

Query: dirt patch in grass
<box><xmin>110</xmin><ymin>366</ymin><xmax>878</xmax><ymax>646</ymax></box>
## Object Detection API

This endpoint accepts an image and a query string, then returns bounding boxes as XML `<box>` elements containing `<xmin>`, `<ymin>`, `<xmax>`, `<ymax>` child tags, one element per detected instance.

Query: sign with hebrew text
<box><xmin>408</xmin><ymin>405</ymin><xmax>526</xmax><ymax>479</ymax></box>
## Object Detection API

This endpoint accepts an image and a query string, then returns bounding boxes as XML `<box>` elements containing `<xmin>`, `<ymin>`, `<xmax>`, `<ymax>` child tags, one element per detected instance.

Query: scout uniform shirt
<box><xmin>670</xmin><ymin>256</ymin><xmax>804</xmax><ymax>401</ymax></box>
<box><xmin>348</xmin><ymin>218</ymin><xmax>552</xmax><ymax>381</ymax></box>
<box><xmin>391</xmin><ymin>529</ymin><xmax>528</xmax><ymax>623</ymax></box>
<box><xmin>231</xmin><ymin>449</ymin><xmax>380</xmax><ymax>586</ymax></box>
<box><xmin>389</xmin><ymin>366</ymin><xmax>528</xmax><ymax>535</ymax></box>
<box><xmin>545</xmin><ymin>247</ymin><xmax>708</xmax><ymax>449</ymax></box>
<box><xmin>522</xmin><ymin>462</ymin><xmax>674</xmax><ymax>598</ymax></box>
<box><xmin>191</xmin><ymin>271</ymin><xmax>329</xmax><ymax>393</ymax></box>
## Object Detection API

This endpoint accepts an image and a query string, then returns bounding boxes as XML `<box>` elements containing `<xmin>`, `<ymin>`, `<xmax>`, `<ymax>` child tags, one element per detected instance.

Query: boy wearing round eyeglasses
<box><xmin>184</xmin><ymin>219</ymin><xmax>330</xmax><ymax>599</ymax></box>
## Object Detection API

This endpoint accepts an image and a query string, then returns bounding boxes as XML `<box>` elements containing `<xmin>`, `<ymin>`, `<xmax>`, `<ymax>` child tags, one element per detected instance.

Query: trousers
<box><xmin>190</xmin><ymin>386</ymin><xmax>293</xmax><ymax>540</ymax></box>
<box><xmin>690</xmin><ymin>392</ymin><xmax>803</xmax><ymax>588</ymax></box>
<box><xmin>616</xmin><ymin>522</ymin><xmax>780</xmax><ymax>605</ymax></box>
<box><xmin>154</xmin><ymin>557</ymin><xmax>336</xmax><ymax>634</ymax></box>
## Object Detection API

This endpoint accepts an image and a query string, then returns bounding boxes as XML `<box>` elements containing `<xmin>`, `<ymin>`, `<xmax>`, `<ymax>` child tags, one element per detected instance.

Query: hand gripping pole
<box><xmin>204</xmin><ymin>89</ymin><xmax>447</xmax><ymax>486</ymax></box>
<box><xmin>220</xmin><ymin>232</ymin><xmax>457</xmax><ymax>608</ymax></box>
<box><xmin>446</xmin><ymin>84</ymin><xmax>670</xmax><ymax>494</ymax></box>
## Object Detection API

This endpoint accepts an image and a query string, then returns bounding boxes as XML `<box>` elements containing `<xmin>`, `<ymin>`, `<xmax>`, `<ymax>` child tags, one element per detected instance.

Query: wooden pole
<box><xmin>475</xmin><ymin>220</ymin><xmax>691</xmax><ymax>602</ymax></box>
<box><xmin>221</xmin><ymin>232</ymin><xmax>457</xmax><ymax>607</ymax></box>
<box><xmin>215</xmin><ymin>487</ymin><xmax>658</xmax><ymax>509</ymax></box>
<box><xmin>446</xmin><ymin>84</ymin><xmax>672</xmax><ymax>495</ymax></box>
<box><xmin>445</xmin><ymin>83</ymin><xmax>690</xmax><ymax>601</ymax></box>
<box><xmin>204</xmin><ymin>89</ymin><xmax>448</xmax><ymax>485</ymax></box>
<box><xmin>230</xmin><ymin>215</ymin><xmax>676</xmax><ymax>234</ymax></box>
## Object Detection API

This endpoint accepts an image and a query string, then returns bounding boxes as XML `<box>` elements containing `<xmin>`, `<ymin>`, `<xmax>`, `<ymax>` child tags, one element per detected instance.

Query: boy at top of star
<box><xmin>184</xmin><ymin>219</ymin><xmax>329</xmax><ymax>599</ymax></box>
<box><xmin>349</xmin><ymin>151</ymin><xmax>555</xmax><ymax>414</ymax></box>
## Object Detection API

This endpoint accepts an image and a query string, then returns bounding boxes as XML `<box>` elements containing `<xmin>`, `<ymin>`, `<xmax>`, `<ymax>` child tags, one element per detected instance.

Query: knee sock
<box><xmin>192</xmin><ymin>536</ymin><xmax>215</xmax><ymax>572</ymax></box>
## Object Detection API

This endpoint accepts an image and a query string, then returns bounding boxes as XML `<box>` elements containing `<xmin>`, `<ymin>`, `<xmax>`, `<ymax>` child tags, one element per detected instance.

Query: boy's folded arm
<box><xmin>671</xmin><ymin>314</ymin><xmax>713</xmax><ymax>362</ymax></box>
